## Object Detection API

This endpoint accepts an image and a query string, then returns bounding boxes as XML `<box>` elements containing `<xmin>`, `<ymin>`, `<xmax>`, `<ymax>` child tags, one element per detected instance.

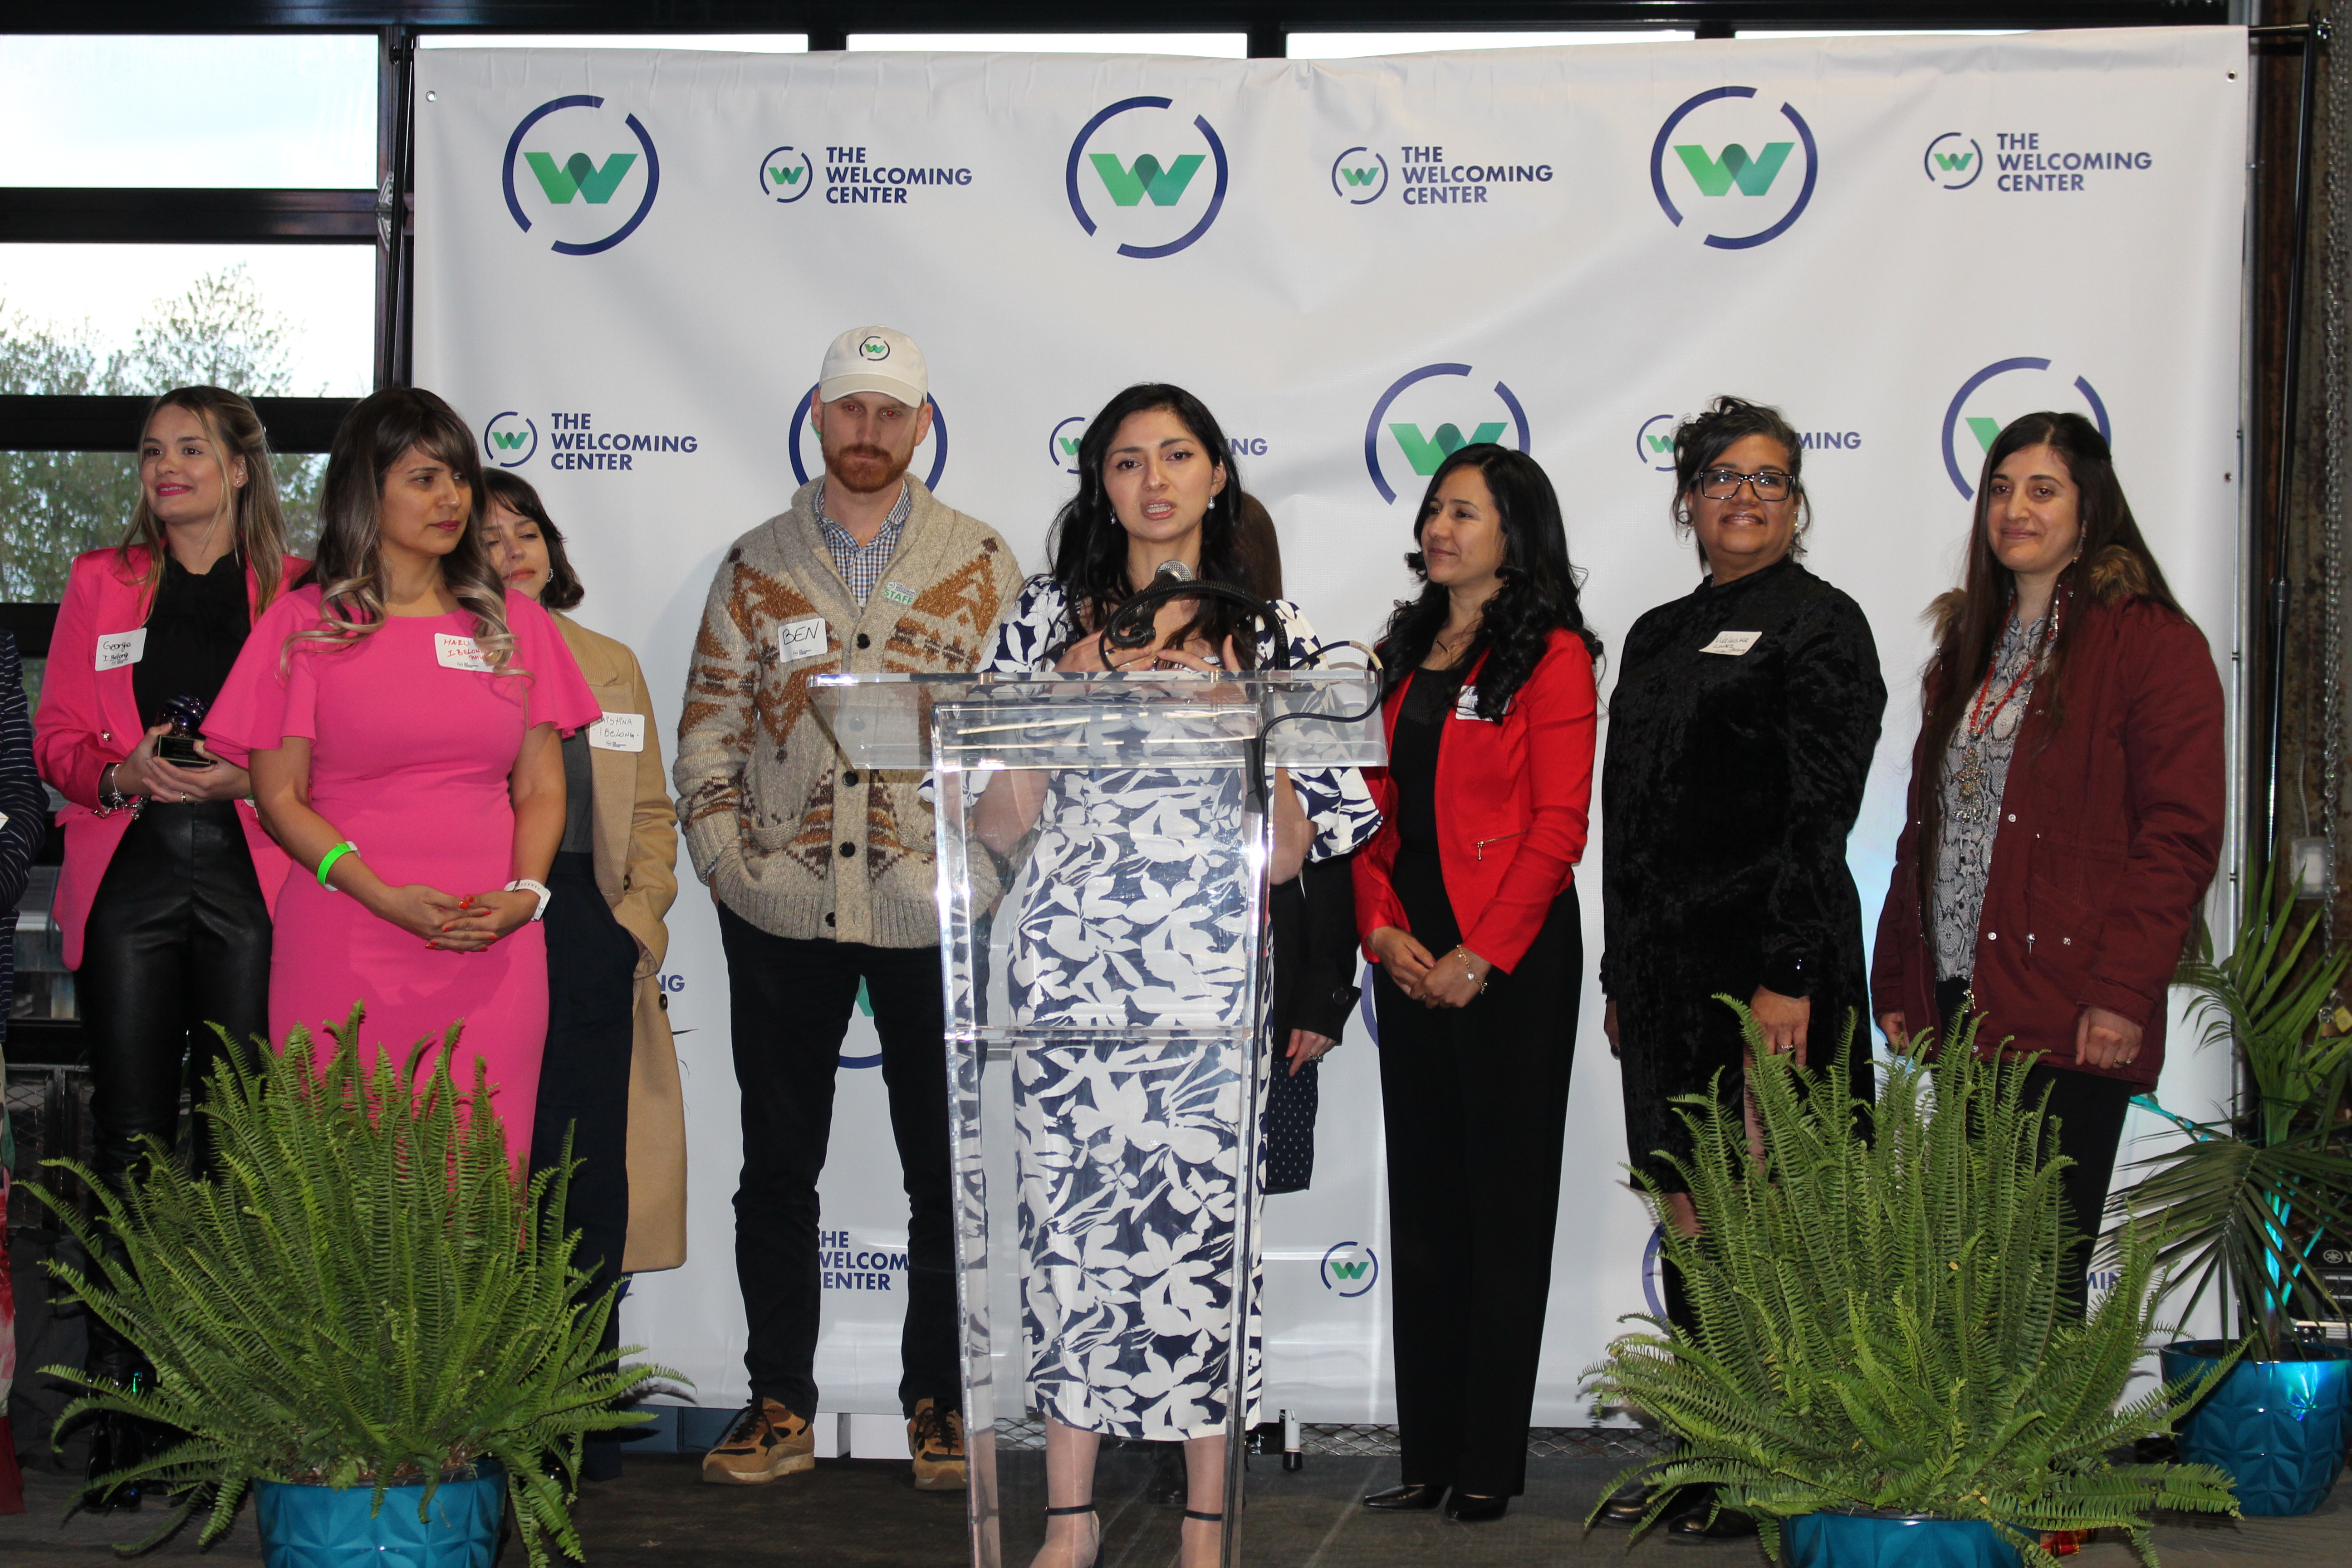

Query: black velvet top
<box><xmin>1391</xmin><ymin>663</ymin><xmax>1468</xmax><ymax>855</ymax></box>
<box><xmin>1600</xmin><ymin>557</ymin><xmax>1886</xmax><ymax>1183</ymax></box>
<box><xmin>134</xmin><ymin>552</ymin><xmax>251</xmax><ymax>728</ymax></box>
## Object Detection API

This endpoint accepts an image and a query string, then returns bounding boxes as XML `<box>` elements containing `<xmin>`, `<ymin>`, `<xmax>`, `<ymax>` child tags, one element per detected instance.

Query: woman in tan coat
<box><xmin>479</xmin><ymin>471</ymin><xmax>686</xmax><ymax>1479</ymax></box>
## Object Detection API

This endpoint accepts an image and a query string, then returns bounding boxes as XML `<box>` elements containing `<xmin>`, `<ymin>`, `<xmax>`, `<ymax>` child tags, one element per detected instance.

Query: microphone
<box><xmin>1153</xmin><ymin>559</ymin><xmax>1196</xmax><ymax>584</ymax></box>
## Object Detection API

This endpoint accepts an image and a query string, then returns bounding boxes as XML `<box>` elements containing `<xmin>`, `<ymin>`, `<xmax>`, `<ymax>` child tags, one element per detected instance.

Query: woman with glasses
<box><xmin>1870</xmin><ymin>412</ymin><xmax>2221</xmax><ymax>1312</ymax></box>
<box><xmin>1597</xmin><ymin>396</ymin><xmax>1885</xmax><ymax>1541</ymax></box>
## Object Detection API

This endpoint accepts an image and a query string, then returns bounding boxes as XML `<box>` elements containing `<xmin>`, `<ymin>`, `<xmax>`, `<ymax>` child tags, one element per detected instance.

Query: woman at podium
<box><xmin>972</xmin><ymin>383</ymin><xmax>1378</xmax><ymax>1568</ymax></box>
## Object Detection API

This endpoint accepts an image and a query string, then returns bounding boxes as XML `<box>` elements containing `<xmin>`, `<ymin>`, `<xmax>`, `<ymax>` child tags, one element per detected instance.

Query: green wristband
<box><xmin>316</xmin><ymin>841</ymin><xmax>358</xmax><ymax>890</ymax></box>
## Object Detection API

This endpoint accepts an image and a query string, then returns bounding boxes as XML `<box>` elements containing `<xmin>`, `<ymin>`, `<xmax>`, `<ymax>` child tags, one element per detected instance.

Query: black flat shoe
<box><xmin>1596</xmin><ymin>1480</ymin><xmax>1656</xmax><ymax>1527</ymax></box>
<box><xmin>1444</xmin><ymin>1491</ymin><xmax>1509</xmax><ymax>1523</ymax></box>
<box><xmin>1666</xmin><ymin>1495</ymin><xmax>1758</xmax><ymax>1541</ymax></box>
<box><xmin>1362</xmin><ymin>1482</ymin><xmax>1448</xmax><ymax>1511</ymax></box>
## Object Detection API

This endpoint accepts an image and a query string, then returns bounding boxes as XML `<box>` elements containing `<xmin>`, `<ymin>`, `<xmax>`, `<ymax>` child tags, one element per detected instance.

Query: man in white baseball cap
<box><xmin>676</xmin><ymin>325</ymin><xmax>1020</xmax><ymax>1492</ymax></box>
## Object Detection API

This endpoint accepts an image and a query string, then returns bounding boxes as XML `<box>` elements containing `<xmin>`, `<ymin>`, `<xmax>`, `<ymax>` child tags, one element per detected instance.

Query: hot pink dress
<box><xmin>206</xmin><ymin>586</ymin><xmax>602</xmax><ymax>1160</ymax></box>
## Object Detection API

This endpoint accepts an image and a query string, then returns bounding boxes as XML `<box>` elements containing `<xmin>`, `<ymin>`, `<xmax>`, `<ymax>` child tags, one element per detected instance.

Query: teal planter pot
<box><xmin>2161</xmin><ymin>1340</ymin><xmax>2352</xmax><ymax>1517</ymax></box>
<box><xmin>1784</xmin><ymin>1513</ymin><xmax>2021</xmax><ymax>1568</ymax></box>
<box><xmin>252</xmin><ymin>1463</ymin><xmax>505</xmax><ymax>1568</ymax></box>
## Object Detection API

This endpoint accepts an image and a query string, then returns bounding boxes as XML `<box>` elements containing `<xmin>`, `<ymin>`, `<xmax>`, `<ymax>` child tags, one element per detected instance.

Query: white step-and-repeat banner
<box><xmin>415</xmin><ymin>28</ymin><xmax>2247</xmax><ymax>1426</ymax></box>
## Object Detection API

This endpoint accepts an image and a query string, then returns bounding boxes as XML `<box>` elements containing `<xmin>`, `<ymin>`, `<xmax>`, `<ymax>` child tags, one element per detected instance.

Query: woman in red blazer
<box><xmin>1873</xmin><ymin>412</ymin><xmax>2223</xmax><ymax>1311</ymax></box>
<box><xmin>1352</xmin><ymin>445</ymin><xmax>1600</xmax><ymax>1524</ymax></box>
<box><xmin>32</xmin><ymin>387</ymin><xmax>300</xmax><ymax>1505</ymax></box>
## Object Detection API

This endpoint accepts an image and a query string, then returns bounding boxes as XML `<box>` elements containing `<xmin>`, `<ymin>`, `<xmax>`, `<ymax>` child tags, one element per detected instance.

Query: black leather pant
<box><xmin>79</xmin><ymin>803</ymin><xmax>272</xmax><ymax>1371</ymax></box>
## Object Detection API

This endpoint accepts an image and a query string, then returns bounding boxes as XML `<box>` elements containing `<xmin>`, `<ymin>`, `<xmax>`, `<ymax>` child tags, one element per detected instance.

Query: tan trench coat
<box><xmin>552</xmin><ymin>610</ymin><xmax>687</xmax><ymax>1272</ymax></box>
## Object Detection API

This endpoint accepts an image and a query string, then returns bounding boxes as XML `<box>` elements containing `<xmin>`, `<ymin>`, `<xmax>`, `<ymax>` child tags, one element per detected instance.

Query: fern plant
<box><xmin>1584</xmin><ymin>1006</ymin><xmax>2239</xmax><ymax>1566</ymax></box>
<box><xmin>2115</xmin><ymin>862</ymin><xmax>2352</xmax><ymax>1359</ymax></box>
<box><xmin>30</xmin><ymin>1012</ymin><xmax>677</xmax><ymax>1566</ymax></box>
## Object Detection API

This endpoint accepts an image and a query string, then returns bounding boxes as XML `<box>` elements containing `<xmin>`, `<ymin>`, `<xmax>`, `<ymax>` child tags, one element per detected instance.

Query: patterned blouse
<box><xmin>1932</xmin><ymin>611</ymin><xmax>2049</xmax><ymax>980</ymax></box>
<box><xmin>980</xmin><ymin>575</ymin><xmax>1382</xmax><ymax>863</ymax></box>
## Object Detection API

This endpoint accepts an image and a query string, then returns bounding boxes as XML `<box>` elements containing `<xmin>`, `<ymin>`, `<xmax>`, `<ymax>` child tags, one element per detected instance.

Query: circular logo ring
<box><xmin>789</xmin><ymin>384</ymin><xmax>950</xmax><ymax>491</ymax></box>
<box><xmin>761</xmin><ymin>145</ymin><xmax>815</xmax><ymax>203</ymax></box>
<box><xmin>1319</xmin><ymin>1241</ymin><xmax>1380</xmax><ymax>1298</ymax></box>
<box><xmin>1924</xmin><ymin>131</ymin><xmax>1984</xmax><ymax>191</ymax></box>
<box><xmin>1649</xmin><ymin>86</ymin><xmax>1818</xmax><ymax>251</ymax></box>
<box><xmin>503</xmin><ymin>94</ymin><xmax>661</xmax><ymax>257</ymax></box>
<box><xmin>1636</xmin><ymin>413</ymin><xmax>1678</xmax><ymax>472</ymax></box>
<box><xmin>1048</xmin><ymin>416</ymin><xmax>1086</xmax><ymax>474</ymax></box>
<box><xmin>1362</xmin><ymin>363</ymin><xmax>1533</xmax><ymax>505</ymax></box>
<box><xmin>1330</xmin><ymin>146</ymin><xmax>1389</xmax><ymax>204</ymax></box>
<box><xmin>483</xmin><ymin>412</ymin><xmax>537</xmax><ymax>469</ymax></box>
<box><xmin>1064</xmin><ymin>96</ymin><xmax>1231</xmax><ymax>260</ymax></box>
<box><xmin>1940</xmin><ymin>357</ymin><xmax>2111</xmax><ymax>500</ymax></box>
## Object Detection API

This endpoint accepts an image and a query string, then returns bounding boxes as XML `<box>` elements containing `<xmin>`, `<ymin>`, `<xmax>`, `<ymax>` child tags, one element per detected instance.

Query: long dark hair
<box><xmin>1373</xmin><ymin>444</ymin><xmax>1600</xmax><ymax>720</ymax></box>
<box><xmin>1670</xmin><ymin>394</ymin><xmax>1810</xmax><ymax>570</ymax></box>
<box><xmin>1044</xmin><ymin>383</ymin><xmax>1259</xmax><ymax>666</ymax></box>
<box><xmin>121</xmin><ymin>386</ymin><xmax>293</xmax><ymax>611</ymax></box>
<box><xmin>294</xmin><ymin>387</ymin><xmax>515</xmax><ymax>670</ymax></box>
<box><xmin>1912</xmin><ymin>410</ymin><xmax>2186</xmax><ymax>903</ymax></box>
<box><xmin>479</xmin><ymin>470</ymin><xmax>585</xmax><ymax>611</ymax></box>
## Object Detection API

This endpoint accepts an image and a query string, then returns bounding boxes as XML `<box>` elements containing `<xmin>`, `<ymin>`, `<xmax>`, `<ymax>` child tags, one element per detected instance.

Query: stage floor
<box><xmin>6</xmin><ymin>1450</ymin><xmax>2350</xmax><ymax>1566</ymax></box>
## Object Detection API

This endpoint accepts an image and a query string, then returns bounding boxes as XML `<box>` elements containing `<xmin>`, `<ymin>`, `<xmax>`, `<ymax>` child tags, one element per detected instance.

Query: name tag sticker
<box><xmin>1451</xmin><ymin>685</ymin><xmax>1506</xmax><ymax>722</ymax></box>
<box><xmin>879</xmin><ymin>580</ymin><xmax>916</xmax><ymax>607</ymax></box>
<box><xmin>434</xmin><ymin>633</ymin><xmax>495</xmax><ymax>672</ymax></box>
<box><xmin>777</xmin><ymin>615</ymin><xmax>830</xmax><ymax>665</ymax></box>
<box><xmin>95</xmin><ymin>629</ymin><xmax>147</xmax><ymax>672</ymax></box>
<box><xmin>1700</xmin><ymin>630</ymin><xmax>1763</xmax><ymax>657</ymax></box>
<box><xmin>589</xmin><ymin>711</ymin><xmax>647</xmax><ymax>753</ymax></box>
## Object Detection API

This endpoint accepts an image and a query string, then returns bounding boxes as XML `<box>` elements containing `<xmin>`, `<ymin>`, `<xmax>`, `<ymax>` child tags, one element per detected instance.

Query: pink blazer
<box><xmin>34</xmin><ymin>546</ymin><xmax>303</xmax><ymax>970</ymax></box>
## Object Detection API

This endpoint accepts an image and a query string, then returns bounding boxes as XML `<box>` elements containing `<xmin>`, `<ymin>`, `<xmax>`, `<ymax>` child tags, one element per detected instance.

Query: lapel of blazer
<box><xmin>553</xmin><ymin>611</ymin><xmax>638</xmax><ymax>905</ymax></box>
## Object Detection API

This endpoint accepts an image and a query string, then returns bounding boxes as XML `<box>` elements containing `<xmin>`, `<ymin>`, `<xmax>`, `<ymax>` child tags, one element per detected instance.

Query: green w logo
<box><xmin>1391</xmin><ymin>421</ymin><xmax>1507</xmax><ymax>477</ymax></box>
<box><xmin>1058</xmin><ymin>436</ymin><xmax>1082</xmax><ymax>457</ymax></box>
<box><xmin>769</xmin><ymin>164</ymin><xmax>804</xmax><ymax>186</ymax></box>
<box><xmin>1646</xmin><ymin>431</ymin><xmax>1676</xmax><ymax>455</ymax></box>
<box><xmin>1328</xmin><ymin>1259</ymin><xmax>1370</xmax><ymax>1281</ymax></box>
<box><xmin>1673</xmin><ymin>142</ymin><xmax>1794</xmax><ymax>197</ymax></box>
<box><xmin>1933</xmin><ymin>149</ymin><xmax>1975</xmax><ymax>173</ymax></box>
<box><xmin>1339</xmin><ymin>165</ymin><xmax>1380</xmax><ymax>187</ymax></box>
<box><xmin>1090</xmin><ymin>152</ymin><xmax>1205</xmax><ymax>207</ymax></box>
<box><xmin>490</xmin><ymin>429</ymin><xmax>530</xmax><ymax>451</ymax></box>
<box><xmin>1966</xmin><ymin>416</ymin><xmax>2004</xmax><ymax>453</ymax></box>
<box><xmin>524</xmin><ymin>151</ymin><xmax>639</xmax><ymax>205</ymax></box>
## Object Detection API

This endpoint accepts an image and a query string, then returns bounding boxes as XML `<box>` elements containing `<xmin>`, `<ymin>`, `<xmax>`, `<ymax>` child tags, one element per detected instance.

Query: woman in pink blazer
<box><xmin>32</xmin><ymin>387</ymin><xmax>300</xmax><ymax>1506</ymax></box>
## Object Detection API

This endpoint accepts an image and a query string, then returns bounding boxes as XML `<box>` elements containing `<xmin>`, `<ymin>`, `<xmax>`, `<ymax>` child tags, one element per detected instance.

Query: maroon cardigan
<box><xmin>1870</xmin><ymin>581</ymin><xmax>2224</xmax><ymax>1088</ymax></box>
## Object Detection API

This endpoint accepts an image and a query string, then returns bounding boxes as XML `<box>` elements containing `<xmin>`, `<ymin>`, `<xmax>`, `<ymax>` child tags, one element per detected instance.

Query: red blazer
<box><xmin>1870</xmin><ymin>585</ymin><xmax>2224</xmax><ymax>1088</ymax></box>
<box><xmin>1353</xmin><ymin>628</ymin><xmax>1598</xmax><ymax>974</ymax></box>
<box><xmin>34</xmin><ymin>546</ymin><xmax>304</xmax><ymax>970</ymax></box>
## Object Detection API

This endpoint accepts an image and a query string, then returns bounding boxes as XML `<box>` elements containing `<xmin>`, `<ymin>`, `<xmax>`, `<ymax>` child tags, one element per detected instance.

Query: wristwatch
<box><xmin>504</xmin><ymin>878</ymin><xmax>552</xmax><ymax>921</ymax></box>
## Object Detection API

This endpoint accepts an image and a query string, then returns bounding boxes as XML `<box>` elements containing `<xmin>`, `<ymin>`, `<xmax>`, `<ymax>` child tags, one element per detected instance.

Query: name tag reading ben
<box><xmin>434</xmin><ymin>633</ymin><xmax>495</xmax><ymax>672</ymax></box>
<box><xmin>589</xmin><ymin>711</ymin><xmax>647</xmax><ymax>753</ymax></box>
<box><xmin>1700</xmin><ymin>630</ymin><xmax>1763</xmax><ymax>657</ymax></box>
<box><xmin>777</xmin><ymin>615</ymin><xmax>829</xmax><ymax>665</ymax></box>
<box><xmin>95</xmin><ymin>629</ymin><xmax>147</xmax><ymax>672</ymax></box>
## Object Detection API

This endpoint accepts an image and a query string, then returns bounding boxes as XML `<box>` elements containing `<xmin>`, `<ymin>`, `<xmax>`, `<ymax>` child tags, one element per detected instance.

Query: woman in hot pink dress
<box><xmin>207</xmin><ymin>388</ymin><xmax>599</xmax><ymax>1160</ymax></box>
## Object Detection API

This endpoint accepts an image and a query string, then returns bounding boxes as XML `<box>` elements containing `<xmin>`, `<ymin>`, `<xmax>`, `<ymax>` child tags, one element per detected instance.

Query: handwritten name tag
<box><xmin>1700</xmin><ymin>630</ymin><xmax>1763</xmax><ymax>657</ymax></box>
<box><xmin>434</xmin><ymin>633</ymin><xmax>495</xmax><ymax>672</ymax></box>
<box><xmin>777</xmin><ymin>615</ymin><xmax>830</xmax><ymax>665</ymax></box>
<box><xmin>589</xmin><ymin>711</ymin><xmax>647</xmax><ymax>752</ymax></box>
<box><xmin>95</xmin><ymin>629</ymin><xmax>147</xmax><ymax>672</ymax></box>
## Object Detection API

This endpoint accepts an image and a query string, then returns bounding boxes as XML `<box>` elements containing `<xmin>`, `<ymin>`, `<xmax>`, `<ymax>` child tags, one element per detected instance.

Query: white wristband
<box><xmin>505</xmin><ymin>878</ymin><xmax>552</xmax><ymax>921</ymax></box>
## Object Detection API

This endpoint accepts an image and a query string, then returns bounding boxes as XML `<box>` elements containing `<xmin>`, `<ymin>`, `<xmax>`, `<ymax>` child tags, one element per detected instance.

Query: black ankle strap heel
<box><xmin>1182</xmin><ymin>1509</ymin><xmax>1226</xmax><ymax>1523</ymax></box>
<box><xmin>1045</xmin><ymin>1504</ymin><xmax>1097</xmax><ymax>1517</ymax></box>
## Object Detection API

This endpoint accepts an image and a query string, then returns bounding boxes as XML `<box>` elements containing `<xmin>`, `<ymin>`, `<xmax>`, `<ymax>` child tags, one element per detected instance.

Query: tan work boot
<box><xmin>701</xmin><ymin>1397</ymin><xmax>814</xmax><ymax>1484</ymax></box>
<box><xmin>907</xmin><ymin>1398</ymin><xmax>967</xmax><ymax>1491</ymax></box>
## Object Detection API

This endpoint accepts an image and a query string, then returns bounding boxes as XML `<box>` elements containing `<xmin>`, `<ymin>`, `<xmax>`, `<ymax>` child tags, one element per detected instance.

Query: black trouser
<box><xmin>529</xmin><ymin>852</ymin><xmax>637</xmax><ymax>1479</ymax></box>
<box><xmin>78</xmin><ymin>801</ymin><xmax>271</xmax><ymax>1374</ymax></box>
<box><xmin>1936</xmin><ymin>975</ymin><xmax>2136</xmax><ymax>1316</ymax></box>
<box><xmin>717</xmin><ymin>902</ymin><xmax>958</xmax><ymax>1418</ymax></box>
<box><xmin>1372</xmin><ymin>868</ymin><xmax>1580</xmax><ymax>1499</ymax></box>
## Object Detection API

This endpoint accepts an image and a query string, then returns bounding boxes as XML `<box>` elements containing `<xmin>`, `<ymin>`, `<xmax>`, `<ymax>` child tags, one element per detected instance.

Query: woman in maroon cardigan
<box><xmin>1352</xmin><ymin>445</ymin><xmax>1600</xmax><ymax>1524</ymax></box>
<box><xmin>1873</xmin><ymin>412</ymin><xmax>2223</xmax><ymax>1308</ymax></box>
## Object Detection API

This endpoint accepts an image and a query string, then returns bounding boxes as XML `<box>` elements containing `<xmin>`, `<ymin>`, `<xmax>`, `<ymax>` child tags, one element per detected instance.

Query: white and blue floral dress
<box><xmin>980</xmin><ymin>576</ymin><xmax>1378</xmax><ymax>1439</ymax></box>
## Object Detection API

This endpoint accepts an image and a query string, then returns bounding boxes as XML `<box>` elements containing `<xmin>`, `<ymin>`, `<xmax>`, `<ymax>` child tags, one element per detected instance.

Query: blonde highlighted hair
<box><xmin>292</xmin><ymin>387</ymin><xmax>518</xmax><ymax>673</ymax></box>
<box><xmin>122</xmin><ymin>387</ymin><xmax>292</xmax><ymax>611</ymax></box>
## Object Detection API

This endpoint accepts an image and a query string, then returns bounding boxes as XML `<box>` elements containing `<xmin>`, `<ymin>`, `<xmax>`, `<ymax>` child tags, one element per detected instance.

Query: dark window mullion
<box><xmin>0</xmin><ymin>189</ymin><xmax>378</xmax><ymax>245</ymax></box>
<box><xmin>0</xmin><ymin>395</ymin><xmax>362</xmax><ymax>453</ymax></box>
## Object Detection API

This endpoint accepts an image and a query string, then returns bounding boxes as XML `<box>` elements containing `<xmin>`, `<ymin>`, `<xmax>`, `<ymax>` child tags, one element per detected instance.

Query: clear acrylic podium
<box><xmin>813</xmin><ymin>666</ymin><xmax>1384</xmax><ymax>1568</ymax></box>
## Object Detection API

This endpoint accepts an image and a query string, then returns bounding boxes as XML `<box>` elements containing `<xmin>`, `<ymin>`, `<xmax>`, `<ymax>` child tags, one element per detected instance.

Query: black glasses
<box><xmin>1696</xmin><ymin>466</ymin><xmax>1794</xmax><ymax>502</ymax></box>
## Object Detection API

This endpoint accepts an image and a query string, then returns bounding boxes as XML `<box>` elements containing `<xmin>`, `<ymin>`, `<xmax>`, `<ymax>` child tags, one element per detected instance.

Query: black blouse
<box><xmin>1391</xmin><ymin>662</ymin><xmax>1469</xmax><ymax>856</ymax></box>
<box><xmin>134</xmin><ymin>552</ymin><xmax>252</xmax><ymax>729</ymax></box>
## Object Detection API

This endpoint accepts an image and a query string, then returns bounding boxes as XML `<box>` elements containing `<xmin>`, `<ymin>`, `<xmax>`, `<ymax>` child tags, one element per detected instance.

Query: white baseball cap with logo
<box><xmin>818</xmin><ymin>325</ymin><xmax>928</xmax><ymax>409</ymax></box>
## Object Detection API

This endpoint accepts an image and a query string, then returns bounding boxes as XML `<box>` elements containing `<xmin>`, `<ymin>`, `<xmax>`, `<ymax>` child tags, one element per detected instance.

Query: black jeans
<box><xmin>79</xmin><ymin>801</ymin><xmax>271</xmax><ymax>1376</ymax></box>
<box><xmin>529</xmin><ymin>852</ymin><xmax>637</xmax><ymax>1479</ymax></box>
<box><xmin>1936</xmin><ymin>974</ymin><xmax>2135</xmax><ymax>1315</ymax></box>
<box><xmin>717</xmin><ymin>902</ymin><xmax>958</xmax><ymax>1418</ymax></box>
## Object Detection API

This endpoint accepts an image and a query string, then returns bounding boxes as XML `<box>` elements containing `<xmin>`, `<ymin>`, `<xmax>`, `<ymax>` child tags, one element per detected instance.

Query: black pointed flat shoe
<box><xmin>1444</xmin><ymin>1491</ymin><xmax>1509</xmax><ymax>1523</ymax></box>
<box><xmin>1596</xmin><ymin>1480</ymin><xmax>1656</xmax><ymax>1527</ymax></box>
<box><xmin>1666</xmin><ymin>1494</ymin><xmax>1758</xmax><ymax>1541</ymax></box>
<box><xmin>1362</xmin><ymin>1482</ymin><xmax>1448</xmax><ymax>1511</ymax></box>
